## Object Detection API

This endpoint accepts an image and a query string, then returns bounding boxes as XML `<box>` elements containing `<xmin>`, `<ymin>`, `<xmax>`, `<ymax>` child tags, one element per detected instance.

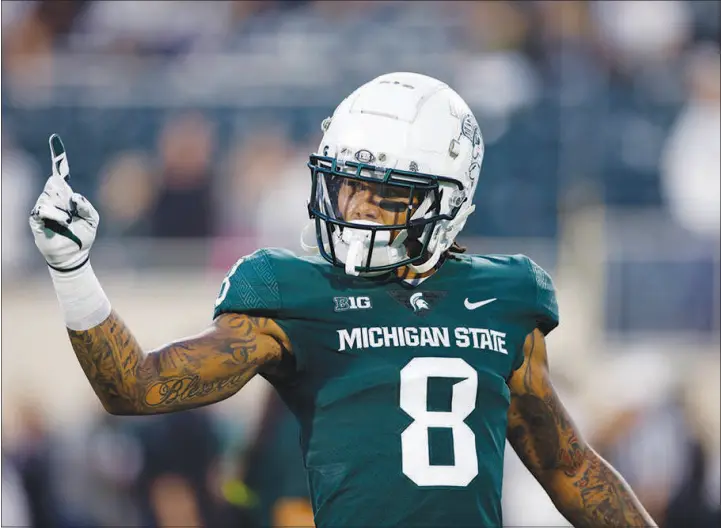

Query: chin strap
<box><xmin>408</xmin><ymin>204</ymin><xmax>476</xmax><ymax>274</ymax></box>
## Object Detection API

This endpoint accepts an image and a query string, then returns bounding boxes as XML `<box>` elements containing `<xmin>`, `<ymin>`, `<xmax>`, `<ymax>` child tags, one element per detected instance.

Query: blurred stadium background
<box><xmin>1</xmin><ymin>1</ymin><xmax>719</xmax><ymax>527</ymax></box>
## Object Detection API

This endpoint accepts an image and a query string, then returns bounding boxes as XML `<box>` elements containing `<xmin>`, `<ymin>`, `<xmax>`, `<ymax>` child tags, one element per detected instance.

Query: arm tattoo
<box><xmin>68</xmin><ymin>311</ymin><xmax>286</xmax><ymax>415</ymax></box>
<box><xmin>507</xmin><ymin>330</ymin><xmax>657</xmax><ymax>527</ymax></box>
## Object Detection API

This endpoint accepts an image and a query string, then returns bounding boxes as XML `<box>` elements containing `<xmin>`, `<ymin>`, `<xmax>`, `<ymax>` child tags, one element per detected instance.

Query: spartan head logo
<box><xmin>461</xmin><ymin>114</ymin><xmax>483</xmax><ymax>160</ymax></box>
<box><xmin>387</xmin><ymin>290</ymin><xmax>446</xmax><ymax>316</ymax></box>
<box><xmin>410</xmin><ymin>292</ymin><xmax>430</xmax><ymax>312</ymax></box>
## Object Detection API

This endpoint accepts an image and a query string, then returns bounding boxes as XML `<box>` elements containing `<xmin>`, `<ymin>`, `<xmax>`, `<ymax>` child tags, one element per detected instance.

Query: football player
<box><xmin>30</xmin><ymin>72</ymin><xmax>656</xmax><ymax>527</ymax></box>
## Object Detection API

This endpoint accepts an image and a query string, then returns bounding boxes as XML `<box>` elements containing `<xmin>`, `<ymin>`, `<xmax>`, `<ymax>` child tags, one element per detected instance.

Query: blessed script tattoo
<box><xmin>68</xmin><ymin>311</ymin><xmax>288</xmax><ymax>414</ymax></box>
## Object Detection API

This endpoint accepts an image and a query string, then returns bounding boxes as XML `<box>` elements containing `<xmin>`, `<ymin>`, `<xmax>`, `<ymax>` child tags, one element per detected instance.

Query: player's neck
<box><xmin>394</xmin><ymin>263</ymin><xmax>439</xmax><ymax>283</ymax></box>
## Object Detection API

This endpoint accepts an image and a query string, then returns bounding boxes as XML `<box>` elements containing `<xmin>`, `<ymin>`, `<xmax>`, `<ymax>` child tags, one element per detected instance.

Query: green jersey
<box><xmin>214</xmin><ymin>248</ymin><xmax>559</xmax><ymax>527</ymax></box>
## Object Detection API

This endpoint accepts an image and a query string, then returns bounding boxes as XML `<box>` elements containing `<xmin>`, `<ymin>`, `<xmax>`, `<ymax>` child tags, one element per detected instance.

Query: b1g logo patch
<box><xmin>334</xmin><ymin>296</ymin><xmax>372</xmax><ymax>312</ymax></box>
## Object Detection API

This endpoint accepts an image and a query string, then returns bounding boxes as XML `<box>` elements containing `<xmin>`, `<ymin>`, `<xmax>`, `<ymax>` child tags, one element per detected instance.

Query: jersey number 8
<box><xmin>400</xmin><ymin>357</ymin><xmax>479</xmax><ymax>487</ymax></box>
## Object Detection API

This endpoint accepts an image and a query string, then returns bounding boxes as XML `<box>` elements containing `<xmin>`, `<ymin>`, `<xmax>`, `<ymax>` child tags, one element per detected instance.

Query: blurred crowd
<box><xmin>2</xmin><ymin>1</ymin><xmax>720</xmax><ymax>527</ymax></box>
<box><xmin>3</xmin><ymin>1</ymin><xmax>719</xmax><ymax>253</ymax></box>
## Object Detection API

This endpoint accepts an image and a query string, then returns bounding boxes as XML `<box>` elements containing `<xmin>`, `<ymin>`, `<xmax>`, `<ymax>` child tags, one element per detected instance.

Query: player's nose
<box><xmin>349</xmin><ymin>194</ymin><xmax>381</xmax><ymax>222</ymax></box>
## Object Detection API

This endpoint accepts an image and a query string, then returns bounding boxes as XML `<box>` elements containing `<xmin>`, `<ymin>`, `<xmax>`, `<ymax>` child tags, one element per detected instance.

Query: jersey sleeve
<box><xmin>522</xmin><ymin>256</ymin><xmax>560</xmax><ymax>336</ymax></box>
<box><xmin>212</xmin><ymin>248</ymin><xmax>309</xmax><ymax>376</ymax></box>
<box><xmin>213</xmin><ymin>249</ymin><xmax>282</xmax><ymax>319</ymax></box>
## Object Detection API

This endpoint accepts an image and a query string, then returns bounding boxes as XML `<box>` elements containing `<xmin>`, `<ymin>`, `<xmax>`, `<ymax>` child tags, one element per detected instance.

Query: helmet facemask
<box><xmin>307</xmin><ymin>154</ymin><xmax>465</xmax><ymax>276</ymax></box>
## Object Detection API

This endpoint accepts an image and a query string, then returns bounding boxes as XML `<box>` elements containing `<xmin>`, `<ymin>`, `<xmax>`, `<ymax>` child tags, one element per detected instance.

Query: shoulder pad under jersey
<box><xmin>467</xmin><ymin>253</ymin><xmax>560</xmax><ymax>335</ymax></box>
<box><xmin>213</xmin><ymin>248</ymin><xmax>294</xmax><ymax>319</ymax></box>
<box><xmin>516</xmin><ymin>254</ymin><xmax>560</xmax><ymax>335</ymax></box>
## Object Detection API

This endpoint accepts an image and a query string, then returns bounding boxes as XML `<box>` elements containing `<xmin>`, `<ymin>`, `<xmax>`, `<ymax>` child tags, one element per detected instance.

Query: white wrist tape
<box><xmin>49</xmin><ymin>263</ymin><xmax>112</xmax><ymax>331</ymax></box>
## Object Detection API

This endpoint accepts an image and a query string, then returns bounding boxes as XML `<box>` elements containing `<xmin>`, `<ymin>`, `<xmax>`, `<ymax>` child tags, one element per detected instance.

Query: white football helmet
<box><xmin>302</xmin><ymin>72</ymin><xmax>484</xmax><ymax>276</ymax></box>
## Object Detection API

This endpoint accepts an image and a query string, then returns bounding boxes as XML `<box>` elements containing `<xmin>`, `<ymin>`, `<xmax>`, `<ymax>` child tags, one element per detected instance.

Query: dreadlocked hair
<box><xmin>445</xmin><ymin>241</ymin><xmax>467</xmax><ymax>261</ymax></box>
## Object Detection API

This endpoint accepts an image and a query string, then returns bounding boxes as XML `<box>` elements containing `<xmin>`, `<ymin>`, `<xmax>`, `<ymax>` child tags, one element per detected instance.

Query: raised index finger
<box><xmin>49</xmin><ymin>133</ymin><xmax>70</xmax><ymax>181</ymax></box>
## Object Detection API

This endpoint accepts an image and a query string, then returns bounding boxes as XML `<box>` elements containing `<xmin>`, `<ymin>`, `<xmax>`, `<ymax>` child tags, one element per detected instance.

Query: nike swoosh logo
<box><xmin>464</xmin><ymin>298</ymin><xmax>497</xmax><ymax>310</ymax></box>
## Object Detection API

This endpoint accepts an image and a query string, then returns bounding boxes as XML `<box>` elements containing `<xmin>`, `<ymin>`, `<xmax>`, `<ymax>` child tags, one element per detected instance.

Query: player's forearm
<box><xmin>549</xmin><ymin>449</ymin><xmax>657</xmax><ymax>528</ymax></box>
<box><xmin>508</xmin><ymin>395</ymin><xmax>657</xmax><ymax>528</ymax></box>
<box><xmin>43</xmin><ymin>261</ymin><xmax>143</xmax><ymax>413</ymax></box>
<box><xmin>506</xmin><ymin>330</ymin><xmax>657</xmax><ymax>528</ymax></box>
<box><xmin>67</xmin><ymin>309</ymin><xmax>152</xmax><ymax>415</ymax></box>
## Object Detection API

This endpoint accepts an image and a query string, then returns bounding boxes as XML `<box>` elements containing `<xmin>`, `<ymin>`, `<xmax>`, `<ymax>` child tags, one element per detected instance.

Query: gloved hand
<box><xmin>29</xmin><ymin>134</ymin><xmax>100</xmax><ymax>272</ymax></box>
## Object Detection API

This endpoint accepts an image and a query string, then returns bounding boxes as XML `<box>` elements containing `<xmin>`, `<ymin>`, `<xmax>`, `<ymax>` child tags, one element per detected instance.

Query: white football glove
<box><xmin>29</xmin><ymin>134</ymin><xmax>100</xmax><ymax>272</ymax></box>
